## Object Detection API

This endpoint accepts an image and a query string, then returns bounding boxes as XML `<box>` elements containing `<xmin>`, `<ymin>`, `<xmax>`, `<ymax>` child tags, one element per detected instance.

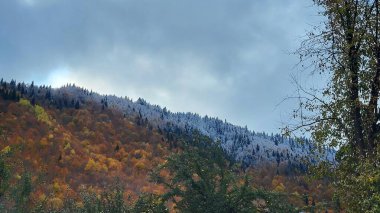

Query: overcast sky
<box><xmin>0</xmin><ymin>0</ymin><xmax>321</xmax><ymax>134</ymax></box>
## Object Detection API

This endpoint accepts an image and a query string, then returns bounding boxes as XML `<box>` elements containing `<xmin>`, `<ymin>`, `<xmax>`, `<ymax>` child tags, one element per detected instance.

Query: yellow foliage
<box><xmin>53</xmin><ymin>182</ymin><xmax>60</xmax><ymax>193</ymax></box>
<box><xmin>271</xmin><ymin>178</ymin><xmax>279</xmax><ymax>187</ymax></box>
<box><xmin>85</xmin><ymin>158</ymin><xmax>108</xmax><ymax>172</ymax></box>
<box><xmin>64</xmin><ymin>155</ymin><xmax>72</xmax><ymax>161</ymax></box>
<box><xmin>0</xmin><ymin>93</ymin><xmax>177</xmax><ymax>204</ymax></box>
<box><xmin>85</xmin><ymin>158</ymin><xmax>96</xmax><ymax>171</ymax></box>
<box><xmin>64</xmin><ymin>143</ymin><xmax>71</xmax><ymax>150</ymax></box>
<box><xmin>62</xmin><ymin>133</ymin><xmax>71</xmax><ymax>143</ymax></box>
<box><xmin>157</xmin><ymin>144</ymin><xmax>162</xmax><ymax>150</ymax></box>
<box><xmin>107</xmin><ymin>158</ymin><xmax>122</xmax><ymax>170</ymax></box>
<box><xmin>81</xmin><ymin>140</ymin><xmax>90</xmax><ymax>147</ymax></box>
<box><xmin>0</xmin><ymin>146</ymin><xmax>11</xmax><ymax>155</ymax></box>
<box><xmin>70</xmin><ymin>149</ymin><xmax>76</xmax><ymax>155</ymax></box>
<box><xmin>19</xmin><ymin>98</ymin><xmax>32</xmax><ymax>107</ymax></box>
<box><xmin>48</xmin><ymin>197</ymin><xmax>64</xmax><ymax>210</ymax></box>
<box><xmin>102</xmin><ymin>164</ymin><xmax>108</xmax><ymax>172</ymax></box>
<box><xmin>39</xmin><ymin>193</ymin><xmax>47</xmax><ymax>201</ymax></box>
<box><xmin>34</xmin><ymin>105</ymin><xmax>52</xmax><ymax>126</ymax></box>
<box><xmin>76</xmin><ymin>202</ymin><xmax>84</xmax><ymax>209</ymax></box>
<box><xmin>40</xmin><ymin>138</ymin><xmax>49</xmax><ymax>146</ymax></box>
<box><xmin>272</xmin><ymin>176</ymin><xmax>286</xmax><ymax>192</ymax></box>
<box><xmin>135</xmin><ymin>161</ymin><xmax>146</xmax><ymax>170</ymax></box>
<box><xmin>141</xmin><ymin>186</ymin><xmax>150</xmax><ymax>192</ymax></box>
<box><xmin>82</xmin><ymin>127</ymin><xmax>92</xmax><ymax>137</ymax></box>
<box><xmin>292</xmin><ymin>191</ymin><xmax>300</xmax><ymax>197</ymax></box>
<box><xmin>95</xmin><ymin>154</ymin><xmax>107</xmax><ymax>163</ymax></box>
<box><xmin>274</xmin><ymin>183</ymin><xmax>286</xmax><ymax>192</ymax></box>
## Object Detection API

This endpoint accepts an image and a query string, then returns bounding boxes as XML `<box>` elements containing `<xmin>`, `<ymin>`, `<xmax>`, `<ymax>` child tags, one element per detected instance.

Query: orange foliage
<box><xmin>0</xmin><ymin>97</ymin><xmax>333</xmax><ymax>209</ymax></box>
<box><xmin>0</xmin><ymin>97</ymin><xmax>173</xmax><ymax>200</ymax></box>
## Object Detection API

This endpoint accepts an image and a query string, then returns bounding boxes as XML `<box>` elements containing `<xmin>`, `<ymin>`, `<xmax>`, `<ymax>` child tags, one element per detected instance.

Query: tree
<box><xmin>98</xmin><ymin>180</ymin><xmax>127</xmax><ymax>213</ymax></box>
<box><xmin>290</xmin><ymin>0</ymin><xmax>380</xmax><ymax>211</ymax></box>
<box><xmin>150</xmin><ymin>140</ymin><xmax>296</xmax><ymax>213</ymax></box>
<box><xmin>75</xmin><ymin>100</ymin><xmax>80</xmax><ymax>109</ymax></box>
<box><xmin>0</xmin><ymin>148</ymin><xmax>11</xmax><ymax>205</ymax></box>
<box><xmin>13</xmin><ymin>173</ymin><xmax>32</xmax><ymax>213</ymax></box>
<box><xmin>132</xmin><ymin>193</ymin><xmax>167</xmax><ymax>213</ymax></box>
<box><xmin>0</xmin><ymin>157</ymin><xmax>10</xmax><ymax>200</ymax></box>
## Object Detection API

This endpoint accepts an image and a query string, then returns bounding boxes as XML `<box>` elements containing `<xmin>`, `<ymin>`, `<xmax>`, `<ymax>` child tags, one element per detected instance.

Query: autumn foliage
<box><xmin>0</xmin><ymin>86</ymin><xmax>334</xmax><ymax>211</ymax></box>
<box><xmin>0</xmin><ymin>97</ymin><xmax>170</xmax><ymax>208</ymax></box>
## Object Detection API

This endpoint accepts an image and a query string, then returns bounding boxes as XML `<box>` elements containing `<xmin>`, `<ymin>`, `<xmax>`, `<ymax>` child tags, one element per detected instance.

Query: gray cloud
<box><xmin>0</xmin><ymin>0</ymin><xmax>320</xmax><ymax>133</ymax></box>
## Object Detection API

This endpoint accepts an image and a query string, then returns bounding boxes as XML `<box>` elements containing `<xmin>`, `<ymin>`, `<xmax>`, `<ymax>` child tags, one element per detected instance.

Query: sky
<box><xmin>0</xmin><ymin>0</ymin><xmax>322</xmax><ymax>134</ymax></box>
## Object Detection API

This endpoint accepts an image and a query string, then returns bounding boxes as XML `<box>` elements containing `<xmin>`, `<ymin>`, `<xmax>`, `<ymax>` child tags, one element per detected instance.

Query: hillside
<box><xmin>0</xmin><ymin>79</ymin><xmax>335</xmax><ymax>211</ymax></box>
<box><xmin>54</xmin><ymin>83</ymin><xmax>335</xmax><ymax>168</ymax></box>
<box><xmin>0</xmin><ymin>89</ymin><xmax>172</xmax><ymax>205</ymax></box>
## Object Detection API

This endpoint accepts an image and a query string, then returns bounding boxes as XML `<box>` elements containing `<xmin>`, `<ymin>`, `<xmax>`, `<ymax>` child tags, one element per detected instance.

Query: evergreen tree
<box><xmin>151</xmin><ymin>139</ymin><xmax>296</xmax><ymax>213</ymax></box>
<box><xmin>132</xmin><ymin>194</ymin><xmax>167</xmax><ymax>213</ymax></box>
<box><xmin>75</xmin><ymin>100</ymin><xmax>80</xmax><ymax>109</ymax></box>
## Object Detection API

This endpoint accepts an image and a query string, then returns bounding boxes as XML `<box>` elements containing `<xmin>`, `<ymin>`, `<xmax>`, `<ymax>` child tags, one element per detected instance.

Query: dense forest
<box><xmin>0</xmin><ymin>79</ymin><xmax>335</xmax><ymax>212</ymax></box>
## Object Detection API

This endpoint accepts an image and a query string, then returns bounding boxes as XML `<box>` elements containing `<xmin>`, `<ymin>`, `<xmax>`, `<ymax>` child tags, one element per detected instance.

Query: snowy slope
<box><xmin>53</xmin><ymin>85</ymin><xmax>336</xmax><ymax>167</ymax></box>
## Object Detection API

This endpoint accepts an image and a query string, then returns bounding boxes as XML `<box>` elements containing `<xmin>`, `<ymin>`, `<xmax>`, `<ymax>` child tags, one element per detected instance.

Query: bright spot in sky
<box><xmin>45</xmin><ymin>67</ymin><xmax>72</xmax><ymax>88</ymax></box>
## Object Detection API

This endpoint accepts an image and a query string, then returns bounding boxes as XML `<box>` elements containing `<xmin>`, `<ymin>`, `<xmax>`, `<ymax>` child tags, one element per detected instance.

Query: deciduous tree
<box><xmin>290</xmin><ymin>0</ymin><xmax>380</xmax><ymax>211</ymax></box>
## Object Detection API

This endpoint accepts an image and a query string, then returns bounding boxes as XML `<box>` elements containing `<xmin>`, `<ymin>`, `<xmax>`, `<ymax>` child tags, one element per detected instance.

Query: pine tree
<box><xmin>75</xmin><ymin>100</ymin><xmax>80</xmax><ymax>109</ymax></box>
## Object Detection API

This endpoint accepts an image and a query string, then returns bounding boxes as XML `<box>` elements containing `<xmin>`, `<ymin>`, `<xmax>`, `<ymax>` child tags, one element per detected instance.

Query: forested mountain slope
<box><xmin>0</xmin><ymin>79</ymin><xmax>335</xmax><ymax>211</ymax></box>
<box><xmin>0</xmin><ymin>79</ymin><xmax>336</xmax><ymax>168</ymax></box>
<box><xmin>0</xmin><ymin>83</ymin><xmax>173</xmax><ymax>201</ymax></box>
<box><xmin>54</xmin><ymin>83</ymin><xmax>335</xmax><ymax>168</ymax></box>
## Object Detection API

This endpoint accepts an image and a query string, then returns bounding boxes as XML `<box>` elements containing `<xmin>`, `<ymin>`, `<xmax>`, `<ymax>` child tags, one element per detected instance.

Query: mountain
<box><xmin>54</xmin><ymin>84</ymin><xmax>335</xmax><ymax>167</ymax></box>
<box><xmin>0</xmin><ymin>79</ymin><xmax>336</xmax><ymax>169</ymax></box>
<box><xmin>0</xmin><ymin>79</ymin><xmax>335</xmax><ymax>210</ymax></box>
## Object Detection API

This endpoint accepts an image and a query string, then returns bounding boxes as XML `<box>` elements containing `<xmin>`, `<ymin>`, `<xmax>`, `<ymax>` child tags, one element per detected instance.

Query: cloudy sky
<box><xmin>0</xmin><ymin>0</ymin><xmax>321</xmax><ymax>134</ymax></box>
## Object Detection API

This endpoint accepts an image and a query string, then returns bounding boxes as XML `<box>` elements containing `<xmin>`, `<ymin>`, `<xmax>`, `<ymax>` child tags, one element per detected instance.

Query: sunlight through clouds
<box><xmin>45</xmin><ymin>67</ymin><xmax>73</xmax><ymax>88</ymax></box>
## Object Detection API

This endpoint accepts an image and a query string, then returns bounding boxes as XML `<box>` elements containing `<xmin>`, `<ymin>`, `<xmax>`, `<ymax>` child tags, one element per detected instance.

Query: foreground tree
<box><xmin>290</xmin><ymin>0</ymin><xmax>380</xmax><ymax>211</ymax></box>
<box><xmin>151</xmin><ymin>139</ymin><xmax>296</xmax><ymax>213</ymax></box>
